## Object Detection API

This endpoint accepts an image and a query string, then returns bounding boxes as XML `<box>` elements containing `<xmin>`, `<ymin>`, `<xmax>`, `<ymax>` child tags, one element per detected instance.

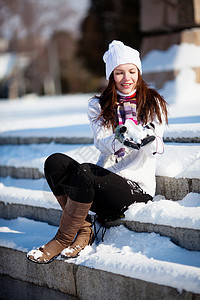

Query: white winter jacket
<box><xmin>87</xmin><ymin>97</ymin><xmax>166</xmax><ymax>197</ymax></box>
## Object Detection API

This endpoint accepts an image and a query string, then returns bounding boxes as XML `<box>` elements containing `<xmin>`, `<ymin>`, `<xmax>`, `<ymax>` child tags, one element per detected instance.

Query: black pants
<box><xmin>44</xmin><ymin>153</ymin><xmax>152</xmax><ymax>220</ymax></box>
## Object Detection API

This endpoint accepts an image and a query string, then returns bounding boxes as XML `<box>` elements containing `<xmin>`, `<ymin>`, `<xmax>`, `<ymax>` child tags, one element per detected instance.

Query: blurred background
<box><xmin>0</xmin><ymin>0</ymin><xmax>200</xmax><ymax>99</ymax></box>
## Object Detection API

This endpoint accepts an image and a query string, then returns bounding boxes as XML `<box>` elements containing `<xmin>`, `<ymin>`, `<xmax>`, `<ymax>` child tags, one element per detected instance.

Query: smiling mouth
<box><xmin>121</xmin><ymin>83</ymin><xmax>132</xmax><ymax>87</ymax></box>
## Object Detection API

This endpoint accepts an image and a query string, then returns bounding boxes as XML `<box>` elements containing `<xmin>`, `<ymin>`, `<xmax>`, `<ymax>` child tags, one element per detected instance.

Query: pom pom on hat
<box><xmin>103</xmin><ymin>40</ymin><xmax>142</xmax><ymax>80</ymax></box>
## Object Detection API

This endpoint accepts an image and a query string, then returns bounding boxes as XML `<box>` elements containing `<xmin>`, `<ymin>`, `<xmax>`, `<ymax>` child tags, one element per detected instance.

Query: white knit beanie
<box><xmin>103</xmin><ymin>40</ymin><xmax>142</xmax><ymax>80</ymax></box>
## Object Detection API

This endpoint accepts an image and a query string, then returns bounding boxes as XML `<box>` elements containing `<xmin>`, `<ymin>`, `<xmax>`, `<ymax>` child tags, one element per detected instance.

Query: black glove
<box><xmin>114</xmin><ymin>125</ymin><xmax>140</xmax><ymax>150</ymax></box>
<box><xmin>115</xmin><ymin>123</ymin><xmax>156</xmax><ymax>150</ymax></box>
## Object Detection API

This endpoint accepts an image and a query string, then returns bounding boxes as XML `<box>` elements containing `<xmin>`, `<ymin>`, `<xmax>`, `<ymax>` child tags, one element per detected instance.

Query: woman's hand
<box><xmin>115</xmin><ymin>120</ymin><xmax>156</xmax><ymax>150</ymax></box>
<box><xmin>114</xmin><ymin>124</ymin><xmax>140</xmax><ymax>150</ymax></box>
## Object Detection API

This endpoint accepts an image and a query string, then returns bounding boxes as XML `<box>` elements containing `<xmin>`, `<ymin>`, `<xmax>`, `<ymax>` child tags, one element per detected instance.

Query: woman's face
<box><xmin>113</xmin><ymin>63</ymin><xmax>138</xmax><ymax>94</ymax></box>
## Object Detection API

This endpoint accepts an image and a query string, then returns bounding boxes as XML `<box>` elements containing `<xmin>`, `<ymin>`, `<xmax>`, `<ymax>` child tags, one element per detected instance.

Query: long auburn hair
<box><xmin>97</xmin><ymin>71</ymin><xmax>168</xmax><ymax>128</ymax></box>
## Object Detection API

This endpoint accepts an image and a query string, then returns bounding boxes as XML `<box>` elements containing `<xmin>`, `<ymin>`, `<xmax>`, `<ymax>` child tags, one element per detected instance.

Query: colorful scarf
<box><xmin>117</xmin><ymin>92</ymin><xmax>137</xmax><ymax>125</ymax></box>
<box><xmin>115</xmin><ymin>92</ymin><xmax>138</xmax><ymax>158</ymax></box>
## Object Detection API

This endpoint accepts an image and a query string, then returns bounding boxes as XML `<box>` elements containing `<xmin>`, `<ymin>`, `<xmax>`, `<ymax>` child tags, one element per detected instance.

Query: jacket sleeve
<box><xmin>87</xmin><ymin>98</ymin><xmax>122</xmax><ymax>155</ymax></box>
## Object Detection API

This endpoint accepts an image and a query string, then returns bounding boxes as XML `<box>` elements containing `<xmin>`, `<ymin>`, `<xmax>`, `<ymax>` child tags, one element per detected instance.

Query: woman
<box><xmin>27</xmin><ymin>40</ymin><xmax>168</xmax><ymax>264</ymax></box>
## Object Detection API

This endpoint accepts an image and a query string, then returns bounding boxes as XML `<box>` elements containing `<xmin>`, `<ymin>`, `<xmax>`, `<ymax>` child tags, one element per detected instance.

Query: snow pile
<box><xmin>142</xmin><ymin>43</ymin><xmax>200</xmax><ymax>73</ymax></box>
<box><xmin>0</xmin><ymin>217</ymin><xmax>200</xmax><ymax>293</ymax></box>
<box><xmin>160</xmin><ymin>68</ymin><xmax>200</xmax><ymax>105</ymax></box>
<box><xmin>125</xmin><ymin>193</ymin><xmax>200</xmax><ymax>229</ymax></box>
<box><xmin>156</xmin><ymin>143</ymin><xmax>200</xmax><ymax>178</ymax></box>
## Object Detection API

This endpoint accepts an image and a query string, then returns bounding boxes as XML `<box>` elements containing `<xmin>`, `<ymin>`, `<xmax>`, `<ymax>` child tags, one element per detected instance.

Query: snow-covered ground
<box><xmin>0</xmin><ymin>43</ymin><xmax>200</xmax><ymax>293</ymax></box>
<box><xmin>0</xmin><ymin>142</ymin><xmax>199</xmax><ymax>178</ymax></box>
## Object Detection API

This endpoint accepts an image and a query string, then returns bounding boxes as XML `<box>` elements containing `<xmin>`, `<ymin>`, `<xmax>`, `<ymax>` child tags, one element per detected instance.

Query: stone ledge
<box><xmin>0</xmin><ymin>201</ymin><xmax>199</xmax><ymax>251</ymax></box>
<box><xmin>0</xmin><ymin>166</ymin><xmax>44</xmax><ymax>179</ymax></box>
<box><xmin>0</xmin><ymin>201</ymin><xmax>62</xmax><ymax>227</ymax></box>
<box><xmin>156</xmin><ymin>176</ymin><xmax>200</xmax><ymax>200</ymax></box>
<box><xmin>0</xmin><ymin>274</ymin><xmax>77</xmax><ymax>300</ymax></box>
<box><xmin>163</xmin><ymin>137</ymin><xmax>200</xmax><ymax>143</ymax></box>
<box><xmin>0</xmin><ymin>136</ymin><xmax>93</xmax><ymax>145</ymax></box>
<box><xmin>0</xmin><ymin>136</ymin><xmax>199</xmax><ymax>145</ymax></box>
<box><xmin>0</xmin><ymin>247</ymin><xmax>199</xmax><ymax>300</ymax></box>
<box><xmin>107</xmin><ymin>219</ymin><xmax>200</xmax><ymax>251</ymax></box>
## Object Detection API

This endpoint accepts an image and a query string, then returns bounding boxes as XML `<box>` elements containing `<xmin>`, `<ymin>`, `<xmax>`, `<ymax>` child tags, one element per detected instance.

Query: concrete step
<box><xmin>0</xmin><ymin>201</ymin><xmax>62</xmax><ymax>227</ymax></box>
<box><xmin>1</xmin><ymin>274</ymin><xmax>77</xmax><ymax>300</ymax></box>
<box><xmin>0</xmin><ymin>201</ymin><xmax>199</xmax><ymax>252</ymax></box>
<box><xmin>156</xmin><ymin>176</ymin><xmax>200</xmax><ymax>200</ymax></box>
<box><xmin>0</xmin><ymin>136</ymin><xmax>93</xmax><ymax>145</ymax></box>
<box><xmin>0</xmin><ymin>166</ymin><xmax>44</xmax><ymax>179</ymax></box>
<box><xmin>164</xmin><ymin>137</ymin><xmax>200</xmax><ymax>143</ymax></box>
<box><xmin>1</xmin><ymin>246</ymin><xmax>199</xmax><ymax>300</ymax></box>
<box><xmin>107</xmin><ymin>218</ymin><xmax>200</xmax><ymax>252</ymax></box>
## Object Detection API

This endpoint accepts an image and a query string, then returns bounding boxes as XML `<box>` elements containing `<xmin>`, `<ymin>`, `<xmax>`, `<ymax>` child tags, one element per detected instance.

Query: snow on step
<box><xmin>0</xmin><ymin>94</ymin><xmax>92</xmax><ymax>145</ymax></box>
<box><xmin>0</xmin><ymin>94</ymin><xmax>90</xmax><ymax>133</ymax></box>
<box><xmin>0</xmin><ymin>143</ymin><xmax>199</xmax><ymax>179</ymax></box>
<box><xmin>73</xmin><ymin>226</ymin><xmax>200</xmax><ymax>294</ymax></box>
<box><xmin>0</xmin><ymin>179</ymin><xmax>199</xmax><ymax>231</ymax></box>
<box><xmin>0</xmin><ymin>179</ymin><xmax>200</xmax><ymax>250</ymax></box>
<box><xmin>1</xmin><ymin>123</ymin><xmax>200</xmax><ymax>145</ymax></box>
<box><xmin>0</xmin><ymin>143</ymin><xmax>199</xmax><ymax>200</ymax></box>
<box><xmin>124</xmin><ymin>193</ymin><xmax>200</xmax><ymax>230</ymax></box>
<box><xmin>164</xmin><ymin>123</ymin><xmax>200</xmax><ymax>143</ymax></box>
<box><xmin>0</xmin><ymin>183</ymin><xmax>59</xmax><ymax>210</ymax></box>
<box><xmin>0</xmin><ymin>143</ymin><xmax>98</xmax><ymax>174</ymax></box>
<box><xmin>0</xmin><ymin>94</ymin><xmax>199</xmax><ymax>144</ymax></box>
<box><xmin>156</xmin><ymin>143</ymin><xmax>200</xmax><ymax>179</ymax></box>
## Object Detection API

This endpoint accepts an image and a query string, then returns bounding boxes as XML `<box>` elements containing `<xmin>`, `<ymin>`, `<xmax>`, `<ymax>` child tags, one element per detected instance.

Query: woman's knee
<box><xmin>44</xmin><ymin>153</ymin><xmax>76</xmax><ymax>195</ymax></box>
<box><xmin>44</xmin><ymin>153</ymin><xmax>64</xmax><ymax>175</ymax></box>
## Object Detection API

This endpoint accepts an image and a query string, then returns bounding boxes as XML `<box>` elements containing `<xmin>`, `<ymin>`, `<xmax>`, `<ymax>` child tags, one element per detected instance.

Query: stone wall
<box><xmin>140</xmin><ymin>0</ymin><xmax>200</xmax><ymax>89</ymax></box>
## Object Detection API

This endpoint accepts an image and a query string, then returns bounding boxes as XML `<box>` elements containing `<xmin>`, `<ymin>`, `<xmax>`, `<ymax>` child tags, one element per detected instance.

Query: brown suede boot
<box><xmin>61</xmin><ymin>219</ymin><xmax>94</xmax><ymax>259</ymax></box>
<box><xmin>56</xmin><ymin>194</ymin><xmax>68</xmax><ymax>210</ymax></box>
<box><xmin>56</xmin><ymin>194</ymin><xmax>94</xmax><ymax>258</ymax></box>
<box><xmin>27</xmin><ymin>198</ymin><xmax>92</xmax><ymax>264</ymax></box>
